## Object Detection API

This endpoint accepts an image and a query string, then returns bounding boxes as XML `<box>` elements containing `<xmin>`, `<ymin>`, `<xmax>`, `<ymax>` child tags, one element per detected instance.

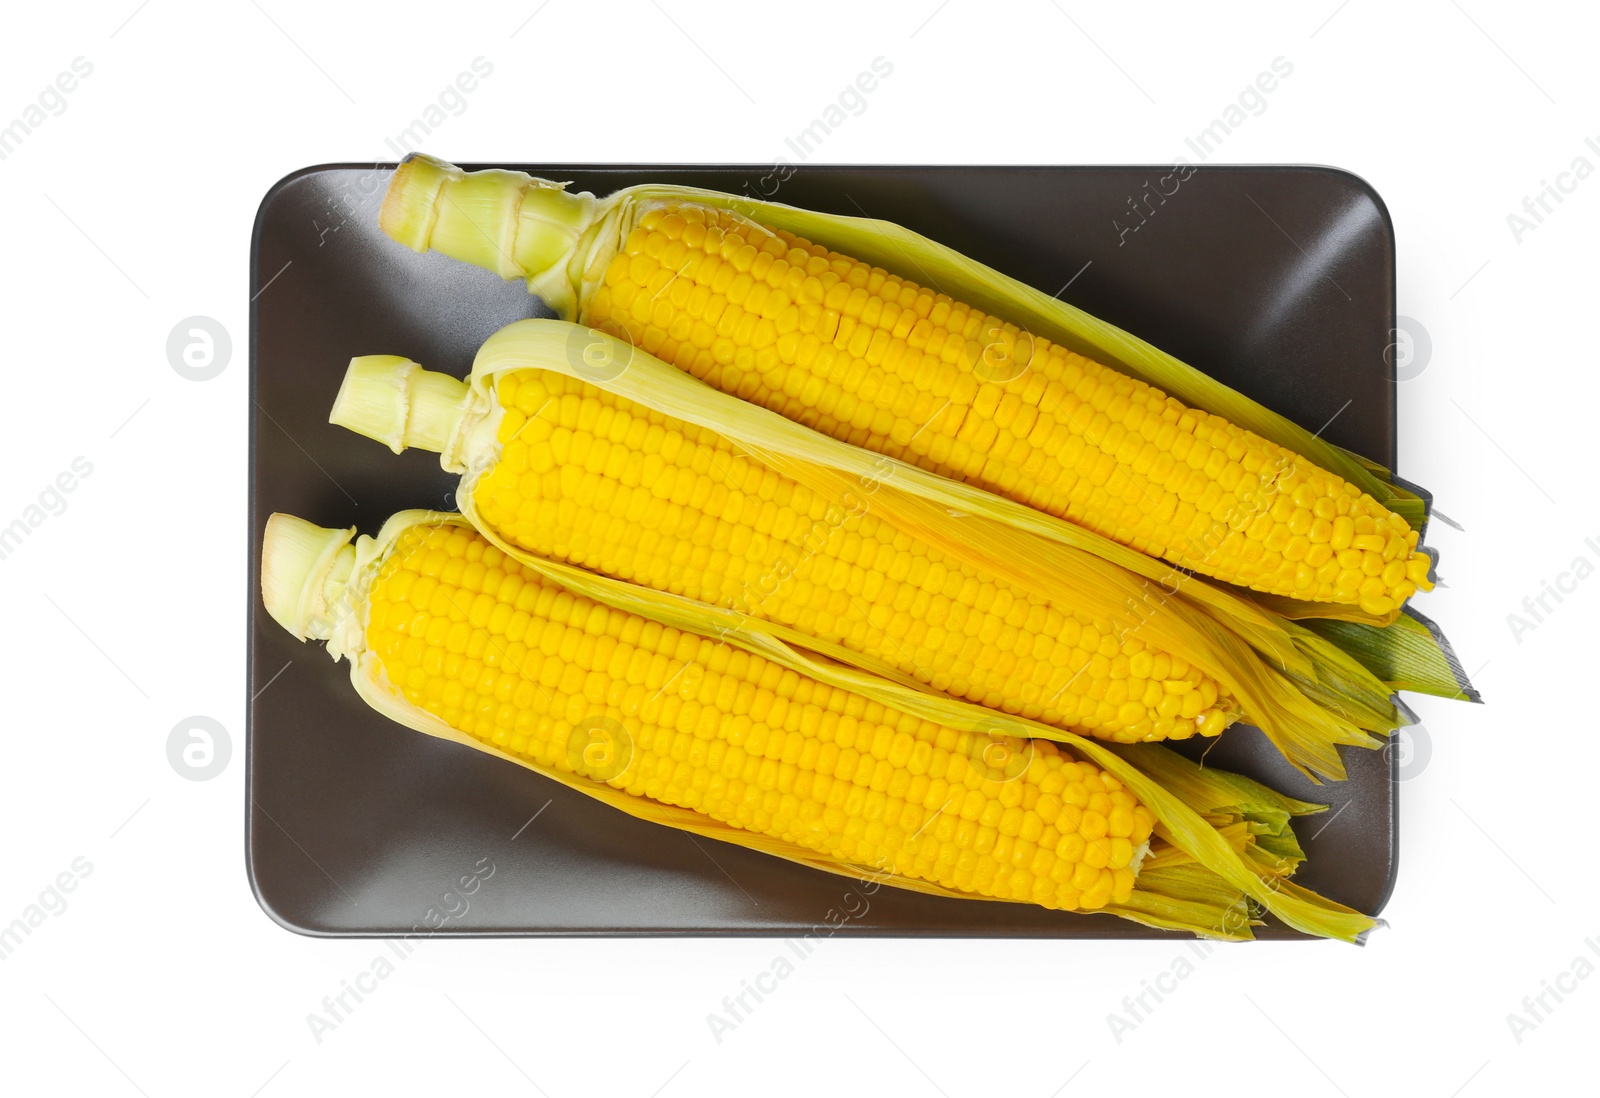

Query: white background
<box><xmin>0</xmin><ymin>1</ymin><xmax>1590</xmax><ymax>1094</ymax></box>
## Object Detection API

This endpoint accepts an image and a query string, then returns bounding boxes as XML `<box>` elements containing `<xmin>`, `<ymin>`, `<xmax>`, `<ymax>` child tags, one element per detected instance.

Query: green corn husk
<box><xmin>263</xmin><ymin>509</ymin><xmax>1373</xmax><ymax>941</ymax></box>
<box><xmin>1114</xmin><ymin>741</ymin><xmax>1322</xmax><ymax>871</ymax></box>
<box><xmin>1301</xmin><ymin>607</ymin><xmax>1482</xmax><ymax>702</ymax></box>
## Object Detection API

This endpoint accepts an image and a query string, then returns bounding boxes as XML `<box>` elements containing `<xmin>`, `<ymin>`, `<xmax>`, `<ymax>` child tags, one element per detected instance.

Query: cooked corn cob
<box><xmin>334</xmin><ymin>356</ymin><xmax>1240</xmax><ymax>746</ymax></box>
<box><xmin>379</xmin><ymin>155</ymin><xmax>1433</xmax><ymax>618</ymax></box>
<box><xmin>260</xmin><ymin>509</ymin><xmax>1372</xmax><ymax>940</ymax></box>
<box><xmin>327</xmin><ymin>321</ymin><xmax>1410</xmax><ymax>782</ymax></box>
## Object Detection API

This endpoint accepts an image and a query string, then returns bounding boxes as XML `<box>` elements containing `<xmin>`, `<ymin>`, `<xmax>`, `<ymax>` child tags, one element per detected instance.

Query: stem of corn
<box><xmin>330</xmin><ymin>355</ymin><xmax>472</xmax><ymax>458</ymax></box>
<box><xmin>381</xmin><ymin>154</ymin><xmax>599</xmax><ymax>318</ymax></box>
<box><xmin>261</xmin><ymin>514</ymin><xmax>358</xmax><ymax>642</ymax></box>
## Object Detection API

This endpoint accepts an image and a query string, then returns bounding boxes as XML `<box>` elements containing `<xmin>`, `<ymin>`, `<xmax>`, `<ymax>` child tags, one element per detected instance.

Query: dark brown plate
<box><xmin>249</xmin><ymin>163</ymin><xmax>1400</xmax><ymax>938</ymax></box>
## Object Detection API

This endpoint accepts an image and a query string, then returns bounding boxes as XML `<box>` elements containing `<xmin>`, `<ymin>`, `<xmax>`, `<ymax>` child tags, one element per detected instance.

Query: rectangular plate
<box><xmin>249</xmin><ymin>164</ymin><xmax>1399</xmax><ymax>939</ymax></box>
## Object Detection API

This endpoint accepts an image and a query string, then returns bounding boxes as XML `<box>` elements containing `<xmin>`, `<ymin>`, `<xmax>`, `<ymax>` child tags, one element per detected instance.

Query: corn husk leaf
<box><xmin>1300</xmin><ymin>607</ymin><xmax>1482</xmax><ymax>702</ymax></box>
<box><xmin>1113</xmin><ymin>741</ymin><xmax>1322</xmax><ymax>875</ymax></box>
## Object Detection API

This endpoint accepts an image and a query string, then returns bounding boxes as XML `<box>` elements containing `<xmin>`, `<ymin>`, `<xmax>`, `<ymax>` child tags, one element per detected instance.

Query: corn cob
<box><xmin>260</xmin><ymin>509</ymin><xmax>1373</xmax><ymax>940</ymax></box>
<box><xmin>379</xmin><ymin>155</ymin><xmax>1433</xmax><ymax>618</ymax></box>
<box><xmin>335</xmin><ymin>356</ymin><xmax>1239</xmax><ymax>746</ymax></box>
<box><xmin>327</xmin><ymin>321</ymin><xmax>1409</xmax><ymax>782</ymax></box>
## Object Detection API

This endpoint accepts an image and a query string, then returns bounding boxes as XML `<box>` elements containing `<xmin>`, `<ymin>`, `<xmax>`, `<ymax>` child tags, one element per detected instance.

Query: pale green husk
<box><xmin>1301</xmin><ymin>608</ymin><xmax>1482</xmax><ymax>702</ymax></box>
